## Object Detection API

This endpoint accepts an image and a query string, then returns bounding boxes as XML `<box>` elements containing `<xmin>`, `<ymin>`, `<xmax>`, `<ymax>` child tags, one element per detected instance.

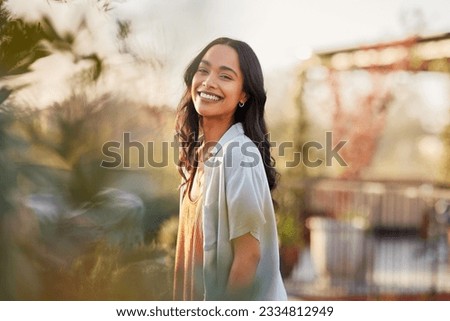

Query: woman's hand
<box><xmin>226</xmin><ymin>232</ymin><xmax>261</xmax><ymax>299</ymax></box>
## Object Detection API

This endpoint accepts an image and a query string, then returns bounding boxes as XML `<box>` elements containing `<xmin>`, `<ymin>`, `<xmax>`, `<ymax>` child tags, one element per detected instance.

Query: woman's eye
<box><xmin>220</xmin><ymin>74</ymin><xmax>232</xmax><ymax>80</ymax></box>
<box><xmin>197</xmin><ymin>68</ymin><xmax>208</xmax><ymax>74</ymax></box>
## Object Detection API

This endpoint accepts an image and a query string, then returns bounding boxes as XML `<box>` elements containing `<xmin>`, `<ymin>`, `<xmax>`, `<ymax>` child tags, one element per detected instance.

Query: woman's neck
<box><xmin>201</xmin><ymin>117</ymin><xmax>234</xmax><ymax>144</ymax></box>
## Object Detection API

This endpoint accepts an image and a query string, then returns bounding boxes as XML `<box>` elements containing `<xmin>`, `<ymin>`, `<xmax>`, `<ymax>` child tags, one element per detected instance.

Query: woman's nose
<box><xmin>202</xmin><ymin>75</ymin><xmax>217</xmax><ymax>88</ymax></box>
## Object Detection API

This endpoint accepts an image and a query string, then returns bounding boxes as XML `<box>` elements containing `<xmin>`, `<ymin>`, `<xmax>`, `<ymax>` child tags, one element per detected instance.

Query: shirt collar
<box><xmin>209</xmin><ymin>122</ymin><xmax>244</xmax><ymax>157</ymax></box>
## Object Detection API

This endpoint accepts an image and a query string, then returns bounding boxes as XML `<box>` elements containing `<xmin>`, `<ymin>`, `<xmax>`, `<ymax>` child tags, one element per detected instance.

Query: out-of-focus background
<box><xmin>0</xmin><ymin>0</ymin><xmax>449</xmax><ymax>300</ymax></box>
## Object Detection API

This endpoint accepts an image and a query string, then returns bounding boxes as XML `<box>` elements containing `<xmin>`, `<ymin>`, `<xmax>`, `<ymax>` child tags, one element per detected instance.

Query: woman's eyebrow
<box><xmin>200</xmin><ymin>59</ymin><xmax>238</xmax><ymax>77</ymax></box>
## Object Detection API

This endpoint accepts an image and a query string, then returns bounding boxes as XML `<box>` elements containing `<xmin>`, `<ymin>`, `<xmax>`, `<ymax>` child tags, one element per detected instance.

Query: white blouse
<box><xmin>201</xmin><ymin>122</ymin><xmax>287</xmax><ymax>300</ymax></box>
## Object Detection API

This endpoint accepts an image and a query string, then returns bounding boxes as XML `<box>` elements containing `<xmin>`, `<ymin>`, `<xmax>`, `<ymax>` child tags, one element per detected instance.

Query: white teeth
<box><xmin>199</xmin><ymin>92</ymin><xmax>220</xmax><ymax>101</ymax></box>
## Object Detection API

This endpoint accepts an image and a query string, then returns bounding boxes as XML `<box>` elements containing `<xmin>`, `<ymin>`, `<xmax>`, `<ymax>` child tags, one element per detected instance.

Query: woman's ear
<box><xmin>240</xmin><ymin>92</ymin><xmax>248</xmax><ymax>105</ymax></box>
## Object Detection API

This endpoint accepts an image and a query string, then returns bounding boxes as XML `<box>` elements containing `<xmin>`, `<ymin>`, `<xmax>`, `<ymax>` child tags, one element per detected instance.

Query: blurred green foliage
<box><xmin>442</xmin><ymin>124</ymin><xmax>450</xmax><ymax>183</ymax></box>
<box><xmin>0</xmin><ymin>0</ymin><xmax>178</xmax><ymax>300</ymax></box>
<box><xmin>0</xmin><ymin>1</ymin><xmax>47</xmax><ymax>79</ymax></box>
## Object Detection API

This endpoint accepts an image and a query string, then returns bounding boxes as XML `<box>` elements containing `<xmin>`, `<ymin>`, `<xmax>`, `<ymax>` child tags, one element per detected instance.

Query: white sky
<box><xmin>4</xmin><ymin>0</ymin><xmax>450</xmax><ymax>108</ymax></box>
<box><xmin>115</xmin><ymin>0</ymin><xmax>450</xmax><ymax>72</ymax></box>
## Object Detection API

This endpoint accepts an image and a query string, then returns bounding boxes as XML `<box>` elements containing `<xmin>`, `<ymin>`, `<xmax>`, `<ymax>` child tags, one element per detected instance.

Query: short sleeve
<box><xmin>225</xmin><ymin>142</ymin><xmax>267</xmax><ymax>241</ymax></box>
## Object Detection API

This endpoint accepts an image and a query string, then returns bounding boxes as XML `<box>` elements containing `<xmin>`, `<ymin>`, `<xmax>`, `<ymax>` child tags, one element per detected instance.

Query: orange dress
<box><xmin>173</xmin><ymin>192</ymin><xmax>204</xmax><ymax>300</ymax></box>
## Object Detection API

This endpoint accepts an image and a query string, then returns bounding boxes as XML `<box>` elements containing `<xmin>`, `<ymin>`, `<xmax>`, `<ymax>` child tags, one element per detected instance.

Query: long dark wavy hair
<box><xmin>175</xmin><ymin>37</ymin><xmax>278</xmax><ymax>196</ymax></box>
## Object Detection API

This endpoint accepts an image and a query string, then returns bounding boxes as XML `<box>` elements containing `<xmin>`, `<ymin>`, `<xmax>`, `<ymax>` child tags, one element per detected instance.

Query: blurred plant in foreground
<box><xmin>0</xmin><ymin>0</ymin><xmax>178</xmax><ymax>300</ymax></box>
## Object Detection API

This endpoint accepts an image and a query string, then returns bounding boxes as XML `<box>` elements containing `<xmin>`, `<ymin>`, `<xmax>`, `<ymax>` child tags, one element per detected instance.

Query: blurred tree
<box><xmin>0</xmin><ymin>0</ymin><xmax>105</xmax><ymax>97</ymax></box>
<box><xmin>442</xmin><ymin>124</ymin><xmax>450</xmax><ymax>184</ymax></box>
<box><xmin>0</xmin><ymin>0</ymin><xmax>177</xmax><ymax>300</ymax></box>
<box><xmin>0</xmin><ymin>104</ymin><xmax>19</xmax><ymax>299</ymax></box>
<box><xmin>0</xmin><ymin>1</ymin><xmax>47</xmax><ymax>78</ymax></box>
<box><xmin>0</xmin><ymin>1</ymin><xmax>45</xmax><ymax>103</ymax></box>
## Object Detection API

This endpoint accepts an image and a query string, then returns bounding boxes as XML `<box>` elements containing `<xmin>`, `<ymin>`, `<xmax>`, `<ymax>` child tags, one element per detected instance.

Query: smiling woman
<box><xmin>173</xmin><ymin>37</ymin><xmax>287</xmax><ymax>301</ymax></box>
<box><xmin>191</xmin><ymin>44</ymin><xmax>247</xmax><ymax>124</ymax></box>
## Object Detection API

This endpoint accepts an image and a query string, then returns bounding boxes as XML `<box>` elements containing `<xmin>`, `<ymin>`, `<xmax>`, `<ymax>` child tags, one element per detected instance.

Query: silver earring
<box><xmin>238</xmin><ymin>101</ymin><xmax>245</xmax><ymax>108</ymax></box>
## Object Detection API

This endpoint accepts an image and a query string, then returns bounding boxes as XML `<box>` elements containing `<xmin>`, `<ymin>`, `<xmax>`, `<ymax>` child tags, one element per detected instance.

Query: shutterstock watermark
<box><xmin>100</xmin><ymin>132</ymin><xmax>347</xmax><ymax>169</ymax></box>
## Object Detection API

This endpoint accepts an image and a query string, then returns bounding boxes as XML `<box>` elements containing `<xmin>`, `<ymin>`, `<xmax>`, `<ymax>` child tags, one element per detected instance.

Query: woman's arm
<box><xmin>226</xmin><ymin>232</ymin><xmax>261</xmax><ymax>299</ymax></box>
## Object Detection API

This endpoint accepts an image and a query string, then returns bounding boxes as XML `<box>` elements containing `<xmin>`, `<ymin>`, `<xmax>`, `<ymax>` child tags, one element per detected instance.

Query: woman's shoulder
<box><xmin>205</xmin><ymin>123</ymin><xmax>263</xmax><ymax>171</ymax></box>
<box><xmin>220</xmin><ymin>135</ymin><xmax>263</xmax><ymax>174</ymax></box>
<box><xmin>221</xmin><ymin>123</ymin><xmax>257</xmax><ymax>148</ymax></box>
<box><xmin>223</xmin><ymin>131</ymin><xmax>259</xmax><ymax>155</ymax></box>
<box><xmin>226</xmin><ymin>130</ymin><xmax>256</xmax><ymax>147</ymax></box>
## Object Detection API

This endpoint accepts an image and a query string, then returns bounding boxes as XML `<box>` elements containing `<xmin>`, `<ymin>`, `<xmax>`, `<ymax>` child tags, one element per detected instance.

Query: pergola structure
<box><xmin>317</xmin><ymin>33</ymin><xmax>450</xmax><ymax>73</ymax></box>
<box><xmin>302</xmin><ymin>33</ymin><xmax>450</xmax><ymax>181</ymax></box>
<box><xmin>286</xmin><ymin>33</ymin><xmax>450</xmax><ymax>300</ymax></box>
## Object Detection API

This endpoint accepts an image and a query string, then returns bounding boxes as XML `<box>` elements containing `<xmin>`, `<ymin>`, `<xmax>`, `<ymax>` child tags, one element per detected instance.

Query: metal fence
<box><xmin>286</xmin><ymin>179</ymin><xmax>450</xmax><ymax>300</ymax></box>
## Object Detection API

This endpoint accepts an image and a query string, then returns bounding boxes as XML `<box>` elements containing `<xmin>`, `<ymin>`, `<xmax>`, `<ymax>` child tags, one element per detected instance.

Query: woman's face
<box><xmin>191</xmin><ymin>44</ymin><xmax>247</xmax><ymax>124</ymax></box>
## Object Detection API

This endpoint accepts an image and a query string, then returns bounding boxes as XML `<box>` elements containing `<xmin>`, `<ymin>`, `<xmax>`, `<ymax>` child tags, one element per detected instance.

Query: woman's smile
<box><xmin>198</xmin><ymin>91</ymin><xmax>223</xmax><ymax>102</ymax></box>
<box><xmin>191</xmin><ymin>44</ymin><xmax>247</xmax><ymax>122</ymax></box>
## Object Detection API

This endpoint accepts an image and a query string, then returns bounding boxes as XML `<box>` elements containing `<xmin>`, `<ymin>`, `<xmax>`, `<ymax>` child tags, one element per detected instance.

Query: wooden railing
<box><xmin>286</xmin><ymin>179</ymin><xmax>450</xmax><ymax>300</ymax></box>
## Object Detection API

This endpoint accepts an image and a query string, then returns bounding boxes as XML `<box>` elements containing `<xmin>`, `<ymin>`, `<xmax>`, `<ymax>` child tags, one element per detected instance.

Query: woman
<box><xmin>173</xmin><ymin>37</ymin><xmax>287</xmax><ymax>301</ymax></box>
